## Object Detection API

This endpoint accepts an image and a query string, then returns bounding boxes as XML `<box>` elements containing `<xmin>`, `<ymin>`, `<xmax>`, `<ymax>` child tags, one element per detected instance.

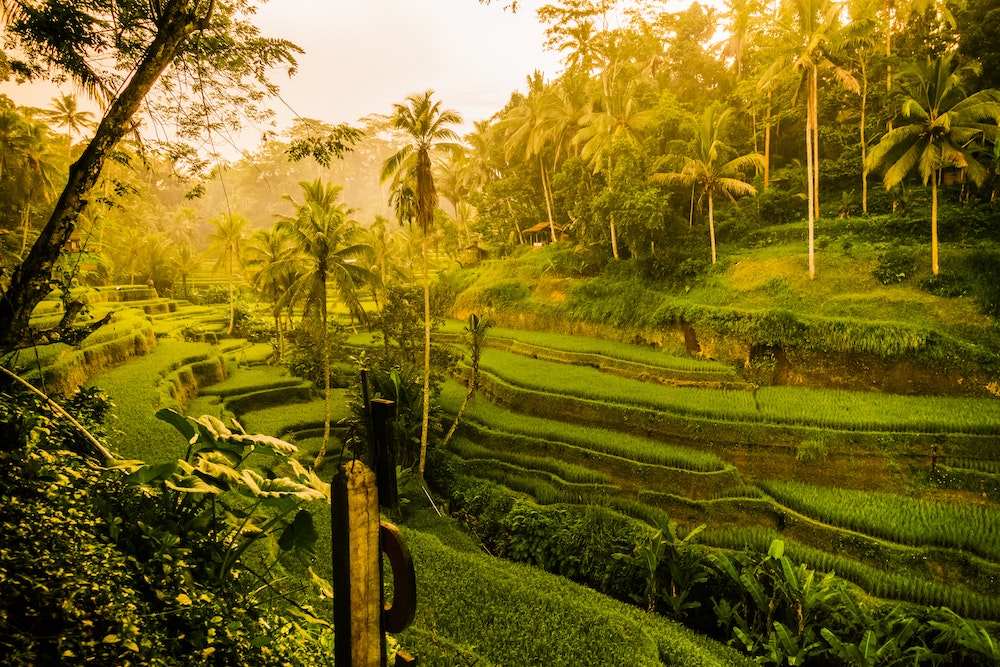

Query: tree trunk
<box><xmin>811</xmin><ymin>70</ymin><xmax>821</xmax><ymax>221</ymax></box>
<box><xmin>708</xmin><ymin>193</ymin><xmax>717</xmax><ymax>264</ymax></box>
<box><xmin>860</xmin><ymin>58</ymin><xmax>869</xmax><ymax>214</ymax></box>
<box><xmin>418</xmin><ymin>232</ymin><xmax>431</xmax><ymax>478</ymax></box>
<box><xmin>610</xmin><ymin>210</ymin><xmax>619</xmax><ymax>260</ymax></box>
<box><xmin>540</xmin><ymin>158</ymin><xmax>557</xmax><ymax>242</ymax></box>
<box><xmin>0</xmin><ymin>2</ymin><xmax>212</xmax><ymax>352</ymax></box>
<box><xmin>764</xmin><ymin>90</ymin><xmax>772</xmax><ymax>190</ymax></box>
<box><xmin>805</xmin><ymin>73</ymin><xmax>816</xmax><ymax>280</ymax></box>
<box><xmin>932</xmin><ymin>169</ymin><xmax>939</xmax><ymax>275</ymax></box>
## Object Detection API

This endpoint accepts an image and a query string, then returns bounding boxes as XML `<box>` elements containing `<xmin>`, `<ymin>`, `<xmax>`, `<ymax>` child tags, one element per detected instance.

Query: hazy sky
<box><xmin>255</xmin><ymin>0</ymin><xmax>563</xmax><ymax>133</ymax></box>
<box><xmin>0</xmin><ymin>0</ymin><xmax>564</xmax><ymax>147</ymax></box>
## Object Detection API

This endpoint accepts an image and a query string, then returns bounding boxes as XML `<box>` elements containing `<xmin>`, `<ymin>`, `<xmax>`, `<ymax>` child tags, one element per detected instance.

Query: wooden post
<box><xmin>332</xmin><ymin>460</ymin><xmax>386</xmax><ymax>667</ymax></box>
<box><xmin>370</xmin><ymin>398</ymin><xmax>398</xmax><ymax>510</ymax></box>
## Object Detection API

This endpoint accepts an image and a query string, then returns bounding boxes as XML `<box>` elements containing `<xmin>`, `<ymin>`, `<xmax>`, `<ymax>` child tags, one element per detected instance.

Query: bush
<box><xmin>872</xmin><ymin>247</ymin><xmax>915</xmax><ymax>284</ymax></box>
<box><xmin>919</xmin><ymin>272</ymin><xmax>969</xmax><ymax>298</ymax></box>
<box><xmin>478</xmin><ymin>280</ymin><xmax>530</xmax><ymax>308</ymax></box>
<box><xmin>0</xmin><ymin>387</ymin><xmax>335</xmax><ymax>666</ymax></box>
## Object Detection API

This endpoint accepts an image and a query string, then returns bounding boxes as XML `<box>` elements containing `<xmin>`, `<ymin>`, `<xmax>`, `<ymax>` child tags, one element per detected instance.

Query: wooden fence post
<box><xmin>332</xmin><ymin>460</ymin><xmax>385</xmax><ymax>667</ymax></box>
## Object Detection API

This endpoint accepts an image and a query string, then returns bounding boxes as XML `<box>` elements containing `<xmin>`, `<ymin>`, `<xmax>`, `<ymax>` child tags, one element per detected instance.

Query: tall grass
<box><xmin>441</xmin><ymin>322</ymin><xmax>736</xmax><ymax>374</ymax></box>
<box><xmin>760</xmin><ymin>479</ymin><xmax>1000</xmax><ymax>561</ymax></box>
<box><xmin>704</xmin><ymin>527</ymin><xmax>1000</xmax><ymax>620</ymax></box>
<box><xmin>479</xmin><ymin>348</ymin><xmax>1000</xmax><ymax>434</ymax></box>
<box><xmin>440</xmin><ymin>380</ymin><xmax>726</xmax><ymax>472</ymax></box>
<box><xmin>399</xmin><ymin>526</ymin><xmax>754</xmax><ymax>666</ymax></box>
<box><xmin>450</xmin><ymin>437</ymin><xmax>611</xmax><ymax>484</ymax></box>
<box><xmin>87</xmin><ymin>339</ymin><xmax>218</xmax><ymax>461</ymax></box>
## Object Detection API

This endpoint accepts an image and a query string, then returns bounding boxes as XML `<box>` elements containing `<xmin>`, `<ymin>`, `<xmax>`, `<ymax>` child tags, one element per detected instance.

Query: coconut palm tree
<box><xmin>759</xmin><ymin>0</ymin><xmax>858</xmax><ymax>278</ymax></box>
<box><xmin>278</xmin><ymin>179</ymin><xmax>374</xmax><ymax>468</ymax></box>
<box><xmin>380</xmin><ymin>90</ymin><xmax>462</xmax><ymax>478</ymax></box>
<box><xmin>43</xmin><ymin>93</ymin><xmax>95</xmax><ymax>159</ymax></box>
<box><xmin>10</xmin><ymin>117</ymin><xmax>60</xmax><ymax>258</ymax></box>
<box><xmin>442</xmin><ymin>313</ymin><xmax>492</xmax><ymax>447</ymax></box>
<box><xmin>650</xmin><ymin>107</ymin><xmax>764</xmax><ymax>264</ymax></box>
<box><xmin>575</xmin><ymin>75</ymin><xmax>656</xmax><ymax>260</ymax></box>
<box><xmin>867</xmin><ymin>55</ymin><xmax>1000</xmax><ymax>275</ymax></box>
<box><xmin>206</xmin><ymin>213</ymin><xmax>249</xmax><ymax>335</ymax></box>
<box><xmin>243</xmin><ymin>227</ymin><xmax>297</xmax><ymax>361</ymax></box>
<box><xmin>501</xmin><ymin>73</ymin><xmax>562</xmax><ymax>243</ymax></box>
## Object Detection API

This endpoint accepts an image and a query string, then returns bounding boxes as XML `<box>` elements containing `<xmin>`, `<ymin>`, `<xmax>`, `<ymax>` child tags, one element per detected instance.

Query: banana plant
<box><xmin>615</xmin><ymin>520</ymin><xmax>708</xmax><ymax>616</ymax></box>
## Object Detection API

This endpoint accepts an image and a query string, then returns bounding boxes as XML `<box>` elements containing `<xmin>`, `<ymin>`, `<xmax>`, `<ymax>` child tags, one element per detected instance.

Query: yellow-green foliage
<box><xmin>158</xmin><ymin>355</ymin><xmax>228</xmax><ymax>413</ymax></box>
<box><xmin>761</xmin><ymin>479</ymin><xmax>1000</xmax><ymax>561</ymax></box>
<box><xmin>478</xmin><ymin>348</ymin><xmax>1000</xmax><ymax>435</ymax></box>
<box><xmin>399</xmin><ymin>526</ymin><xmax>752</xmax><ymax>666</ymax></box>
<box><xmin>36</xmin><ymin>311</ymin><xmax>156</xmax><ymax>395</ymax></box>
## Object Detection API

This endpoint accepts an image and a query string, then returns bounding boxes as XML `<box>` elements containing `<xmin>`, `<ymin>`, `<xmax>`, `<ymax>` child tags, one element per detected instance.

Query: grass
<box><xmin>238</xmin><ymin>394</ymin><xmax>349</xmax><ymax>438</ymax></box>
<box><xmin>440</xmin><ymin>379</ymin><xmax>727</xmax><ymax>472</ymax></box>
<box><xmin>199</xmin><ymin>365</ymin><xmax>303</xmax><ymax>397</ymax></box>
<box><xmin>87</xmin><ymin>339</ymin><xmax>218</xmax><ymax>461</ymax></box>
<box><xmin>478</xmin><ymin>348</ymin><xmax>1000</xmax><ymax>434</ymax></box>
<box><xmin>440</xmin><ymin>320</ymin><xmax>737</xmax><ymax>375</ymax></box>
<box><xmin>760</xmin><ymin>479</ymin><xmax>1000</xmax><ymax>561</ymax></box>
<box><xmin>398</xmin><ymin>513</ymin><xmax>754</xmax><ymax>667</ymax></box>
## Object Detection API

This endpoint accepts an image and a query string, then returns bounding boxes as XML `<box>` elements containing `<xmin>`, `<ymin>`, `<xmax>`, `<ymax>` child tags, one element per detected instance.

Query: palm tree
<box><xmin>575</xmin><ymin>75</ymin><xmax>656</xmax><ymax>260</ymax></box>
<box><xmin>243</xmin><ymin>227</ymin><xmax>297</xmax><ymax>361</ymax></box>
<box><xmin>361</xmin><ymin>215</ymin><xmax>413</xmax><ymax>308</ymax></box>
<box><xmin>442</xmin><ymin>313</ymin><xmax>492</xmax><ymax>447</ymax></box>
<box><xmin>43</xmin><ymin>93</ymin><xmax>95</xmax><ymax>159</ymax></box>
<box><xmin>380</xmin><ymin>90</ymin><xmax>462</xmax><ymax>478</ymax></box>
<box><xmin>206</xmin><ymin>213</ymin><xmax>249</xmax><ymax>335</ymax></box>
<box><xmin>170</xmin><ymin>242</ymin><xmax>199</xmax><ymax>300</ymax></box>
<box><xmin>501</xmin><ymin>73</ymin><xmax>562</xmax><ymax>243</ymax></box>
<box><xmin>650</xmin><ymin>107</ymin><xmax>764</xmax><ymax>264</ymax></box>
<box><xmin>11</xmin><ymin>117</ymin><xmax>60</xmax><ymax>258</ymax></box>
<box><xmin>867</xmin><ymin>55</ymin><xmax>1000</xmax><ymax>275</ymax></box>
<box><xmin>759</xmin><ymin>0</ymin><xmax>858</xmax><ymax>278</ymax></box>
<box><xmin>278</xmin><ymin>179</ymin><xmax>374</xmax><ymax>468</ymax></box>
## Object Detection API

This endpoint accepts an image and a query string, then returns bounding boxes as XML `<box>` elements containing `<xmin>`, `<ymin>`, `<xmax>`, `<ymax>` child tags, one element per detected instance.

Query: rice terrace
<box><xmin>4</xmin><ymin>0</ymin><xmax>1000</xmax><ymax>665</ymax></box>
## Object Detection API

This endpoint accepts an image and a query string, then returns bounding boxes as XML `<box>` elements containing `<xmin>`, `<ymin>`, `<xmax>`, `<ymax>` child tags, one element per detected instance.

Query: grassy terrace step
<box><xmin>238</xmin><ymin>393</ymin><xmax>349</xmax><ymax>440</ymax></box>
<box><xmin>442</xmin><ymin>320</ymin><xmax>740</xmax><ymax>380</ymax></box>
<box><xmin>441</xmin><ymin>380</ymin><xmax>727</xmax><ymax>473</ymax></box>
<box><xmin>87</xmin><ymin>339</ymin><xmax>221</xmax><ymax>461</ymax></box>
<box><xmin>398</xmin><ymin>522</ymin><xmax>753</xmax><ymax>666</ymax></box>
<box><xmin>702</xmin><ymin>527</ymin><xmax>1000</xmax><ymax>621</ymax></box>
<box><xmin>477</xmin><ymin>348</ymin><xmax>1000</xmax><ymax>437</ymax></box>
<box><xmin>760</xmin><ymin>479</ymin><xmax>1000</xmax><ymax>562</ymax></box>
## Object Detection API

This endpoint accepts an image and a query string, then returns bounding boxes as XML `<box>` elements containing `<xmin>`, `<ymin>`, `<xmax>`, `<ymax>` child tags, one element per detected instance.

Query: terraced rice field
<box><xmin>441</xmin><ymin>323</ymin><xmax>1000</xmax><ymax>619</ymax></box>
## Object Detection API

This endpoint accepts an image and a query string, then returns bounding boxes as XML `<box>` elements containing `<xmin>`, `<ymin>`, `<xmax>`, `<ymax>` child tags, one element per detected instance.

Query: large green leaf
<box><xmin>241</xmin><ymin>469</ymin><xmax>326</xmax><ymax>501</ymax></box>
<box><xmin>156</xmin><ymin>408</ymin><xmax>196</xmax><ymax>443</ymax></box>
<box><xmin>122</xmin><ymin>461</ymin><xmax>178</xmax><ymax>485</ymax></box>
<box><xmin>277</xmin><ymin>510</ymin><xmax>318</xmax><ymax>553</ymax></box>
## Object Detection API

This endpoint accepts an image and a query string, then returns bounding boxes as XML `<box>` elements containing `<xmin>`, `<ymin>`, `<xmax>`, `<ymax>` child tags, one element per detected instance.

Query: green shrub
<box><xmin>0</xmin><ymin>387</ymin><xmax>335</xmax><ymax>666</ymax></box>
<box><xmin>478</xmin><ymin>280</ymin><xmax>530</xmax><ymax>308</ymax></box>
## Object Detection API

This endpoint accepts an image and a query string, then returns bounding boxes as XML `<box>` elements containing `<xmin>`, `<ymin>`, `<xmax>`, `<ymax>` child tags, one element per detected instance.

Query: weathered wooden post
<box><xmin>331</xmin><ymin>376</ymin><xmax>417</xmax><ymax>666</ymax></box>
<box><xmin>332</xmin><ymin>460</ymin><xmax>385</xmax><ymax>667</ymax></box>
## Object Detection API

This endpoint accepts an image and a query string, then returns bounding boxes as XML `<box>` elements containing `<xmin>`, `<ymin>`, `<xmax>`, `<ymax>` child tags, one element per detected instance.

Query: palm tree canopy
<box><xmin>867</xmin><ymin>55</ymin><xmax>1000</xmax><ymax>188</ymax></box>
<box><xmin>380</xmin><ymin>90</ymin><xmax>464</xmax><ymax>235</ymax></box>
<box><xmin>278</xmin><ymin>179</ymin><xmax>374</xmax><ymax>327</ymax></box>
<box><xmin>650</xmin><ymin>106</ymin><xmax>763</xmax><ymax>203</ymax></box>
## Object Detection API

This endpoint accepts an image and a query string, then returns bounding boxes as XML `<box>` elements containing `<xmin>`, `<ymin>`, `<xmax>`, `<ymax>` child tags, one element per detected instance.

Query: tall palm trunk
<box><xmin>764</xmin><ymin>89</ymin><xmax>772</xmax><ymax>189</ymax></box>
<box><xmin>811</xmin><ymin>69</ymin><xmax>821</xmax><ymax>221</ymax></box>
<box><xmin>805</xmin><ymin>70</ymin><xmax>817</xmax><ymax>279</ymax></box>
<box><xmin>931</xmin><ymin>169</ymin><xmax>939</xmax><ymax>275</ymax></box>
<box><xmin>418</xmin><ymin>232</ymin><xmax>431</xmax><ymax>477</ymax></box>
<box><xmin>314</xmin><ymin>274</ymin><xmax>332</xmax><ymax>469</ymax></box>
<box><xmin>859</xmin><ymin>58</ymin><xmax>870</xmax><ymax>213</ymax></box>
<box><xmin>708</xmin><ymin>193</ymin><xmax>717</xmax><ymax>264</ymax></box>
<box><xmin>540</xmin><ymin>158</ymin><xmax>557</xmax><ymax>242</ymax></box>
<box><xmin>608</xmin><ymin>156</ymin><xmax>620</xmax><ymax>260</ymax></box>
